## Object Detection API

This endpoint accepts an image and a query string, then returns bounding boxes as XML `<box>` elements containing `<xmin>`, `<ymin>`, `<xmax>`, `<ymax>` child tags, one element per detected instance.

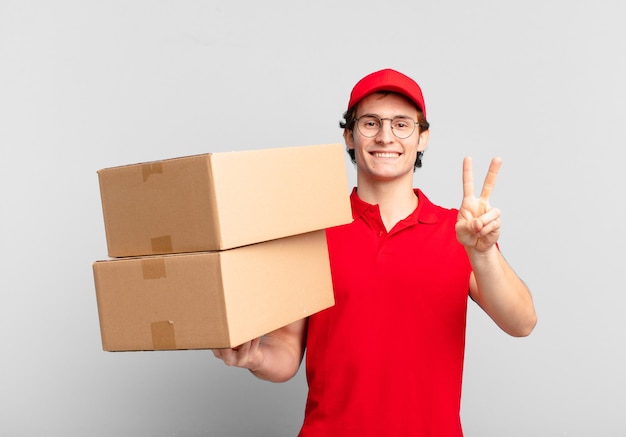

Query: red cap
<box><xmin>347</xmin><ymin>68</ymin><xmax>426</xmax><ymax>118</ymax></box>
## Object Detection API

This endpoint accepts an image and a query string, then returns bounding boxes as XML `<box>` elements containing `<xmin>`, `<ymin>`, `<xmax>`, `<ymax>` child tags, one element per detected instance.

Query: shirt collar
<box><xmin>349</xmin><ymin>187</ymin><xmax>440</xmax><ymax>225</ymax></box>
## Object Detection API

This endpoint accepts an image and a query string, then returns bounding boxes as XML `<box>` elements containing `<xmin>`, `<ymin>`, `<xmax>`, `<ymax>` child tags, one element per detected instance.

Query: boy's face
<box><xmin>345</xmin><ymin>92</ymin><xmax>429</xmax><ymax>184</ymax></box>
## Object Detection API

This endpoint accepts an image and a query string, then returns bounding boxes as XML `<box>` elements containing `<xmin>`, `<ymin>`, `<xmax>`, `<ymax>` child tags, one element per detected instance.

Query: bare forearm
<box><xmin>469</xmin><ymin>246</ymin><xmax>537</xmax><ymax>337</ymax></box>
<box><xmin>249</xmin><ymin>335</ymin><xmax>304</xmax><ymax>382</ymax></box>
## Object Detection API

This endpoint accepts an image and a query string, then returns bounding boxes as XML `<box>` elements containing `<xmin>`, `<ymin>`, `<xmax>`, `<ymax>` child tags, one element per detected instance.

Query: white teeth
<box><xmin>373</xmin><ymin>152</ymin><xmax>399</xmax><ymax>158</ymax></box>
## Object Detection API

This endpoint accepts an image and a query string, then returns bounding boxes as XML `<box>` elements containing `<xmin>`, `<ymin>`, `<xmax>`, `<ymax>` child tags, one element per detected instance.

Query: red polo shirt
<box><xmin>299</xmin><ymin>188</ymin><xmax>472</xmax><ymax>437</ymax></box>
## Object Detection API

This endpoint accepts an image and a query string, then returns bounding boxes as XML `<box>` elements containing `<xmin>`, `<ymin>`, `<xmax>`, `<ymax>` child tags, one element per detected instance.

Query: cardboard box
<box><xmin>97</xmin><ymin>143</ymin><xmax>352</xmax><ymax>257</ymax></box>
<box><xmin>92</xmin><ymin>230</ymin><xmax>334</xmax><ymax>351</ymax></box>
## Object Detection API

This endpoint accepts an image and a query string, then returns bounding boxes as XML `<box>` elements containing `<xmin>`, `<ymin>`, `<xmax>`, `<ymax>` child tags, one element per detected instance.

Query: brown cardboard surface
<box><xmin>97</xmin><ymin>143</ymin><xmax>352</xmax><ymax>257</ymax></box>
<box><xmin>92</xmin><ymin>230</ymin><xmax>334</xmax><ymax>351</ymax></box>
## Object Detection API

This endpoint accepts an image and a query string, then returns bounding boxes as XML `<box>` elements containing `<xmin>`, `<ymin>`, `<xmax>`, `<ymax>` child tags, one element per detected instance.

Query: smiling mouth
<box><xmin>371</xmin><ymin>152</ymin><xmax>401</xmax><ymax>158</ymax></box>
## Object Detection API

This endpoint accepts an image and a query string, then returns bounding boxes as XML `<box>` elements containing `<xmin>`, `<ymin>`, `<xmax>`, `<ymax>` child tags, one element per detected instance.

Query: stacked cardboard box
<box><xmin>93</xmin><ymin>144</ymin><xmax>352</xmax><ymax>351</ymax></box>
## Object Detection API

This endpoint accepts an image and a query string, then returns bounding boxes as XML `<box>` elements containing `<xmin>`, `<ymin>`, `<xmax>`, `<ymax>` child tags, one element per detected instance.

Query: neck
<box><xmin>356</xmin><ymin>177</ymin><xmax>418</xmax><ymax>231</ymax></box>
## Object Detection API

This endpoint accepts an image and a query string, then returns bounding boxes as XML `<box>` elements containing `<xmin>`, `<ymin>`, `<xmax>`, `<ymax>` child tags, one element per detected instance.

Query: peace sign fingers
<box><xmin>457</xmin><ymin>157</ymin><xmax>503</xmax><ymax>251</ymax></box>
<box><xmin>463</xmin><ymin>156</ymin><xmax>502</xmax><ymax>203</ymax></box>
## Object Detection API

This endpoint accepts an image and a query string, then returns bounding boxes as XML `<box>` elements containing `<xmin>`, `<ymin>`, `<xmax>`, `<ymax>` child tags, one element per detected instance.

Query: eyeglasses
<box><xmin>355</xmin><ymin>114</ymin><xmax>418</xmax><ymax>139</ymax></box>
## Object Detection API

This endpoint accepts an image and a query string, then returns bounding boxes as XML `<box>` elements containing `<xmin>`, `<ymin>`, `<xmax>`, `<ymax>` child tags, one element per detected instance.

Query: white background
<box><xmin>1</xmin><ymin>1</ymin><xmax>625</xmax><ymax>436</ymax></box>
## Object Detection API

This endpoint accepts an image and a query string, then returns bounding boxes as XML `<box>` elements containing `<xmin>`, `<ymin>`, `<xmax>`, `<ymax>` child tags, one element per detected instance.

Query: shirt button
<box><xmin>378</xmin><ymin>231</ymin><xmax>384</xmax><ymax>237</ymax></box>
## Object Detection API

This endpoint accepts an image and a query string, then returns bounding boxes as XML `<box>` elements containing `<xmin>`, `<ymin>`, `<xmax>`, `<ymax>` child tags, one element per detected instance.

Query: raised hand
<box><xmin>455</xmin><ymin>157</ymin><xmax>502</xmax><ymax>252</ymax></box>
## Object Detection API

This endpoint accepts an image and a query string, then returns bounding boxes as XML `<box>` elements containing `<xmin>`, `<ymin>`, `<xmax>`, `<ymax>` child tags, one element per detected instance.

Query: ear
<box><xmin>344</xmin><ymin>129</ymin><xmax>355</xmax><ymax>150</ymax></box>
<box><xmin>417</xmin><ymin>129</ymin><xmax>430</xmax><ymax>152</ymax></box>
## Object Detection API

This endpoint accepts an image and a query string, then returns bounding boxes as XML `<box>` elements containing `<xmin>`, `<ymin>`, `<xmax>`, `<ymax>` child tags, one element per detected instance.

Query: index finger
<box><xmin>479</xmin><ymin>157</ymin><xmax>502</xmax><ymax>201</ymax></box>
<box><xmin>462</xmin><ymin>156</ymin><xmax>475</xmax><ymax>199</ymax></box>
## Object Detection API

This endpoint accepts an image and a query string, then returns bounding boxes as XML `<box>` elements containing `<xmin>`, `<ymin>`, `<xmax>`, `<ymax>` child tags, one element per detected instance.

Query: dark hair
<box><xmin>339</xmin><ymin>92</ymin><xmax>430</xmax><ymax>169</ymax></box>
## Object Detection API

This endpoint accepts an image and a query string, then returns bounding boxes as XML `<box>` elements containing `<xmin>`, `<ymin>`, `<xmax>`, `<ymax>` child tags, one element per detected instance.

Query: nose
<box><xmin>375</xmin><ymin>118</ymin><xmax>394</xmax><ymax>143</ymax></box>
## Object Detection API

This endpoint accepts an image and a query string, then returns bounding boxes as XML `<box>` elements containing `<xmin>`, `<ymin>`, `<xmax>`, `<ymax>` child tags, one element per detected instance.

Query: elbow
<box><xmin>260</xmin><ymin>362</ymin><xmax>302</xmax><ymax>383</ymax></box>
<box><xmin>251</xmin><ymin>353</ymin><xmax>304</xmax><ymax>383</ymax></box>
<box><xmin>508</xmin><ymin>313</ymin><xmax>538</xmax><ymax>338</ymax></box>
<box><xmin>270</xmin><ymin>372</ymin><xmax>298</xmax><ymax>383</ymax></box>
